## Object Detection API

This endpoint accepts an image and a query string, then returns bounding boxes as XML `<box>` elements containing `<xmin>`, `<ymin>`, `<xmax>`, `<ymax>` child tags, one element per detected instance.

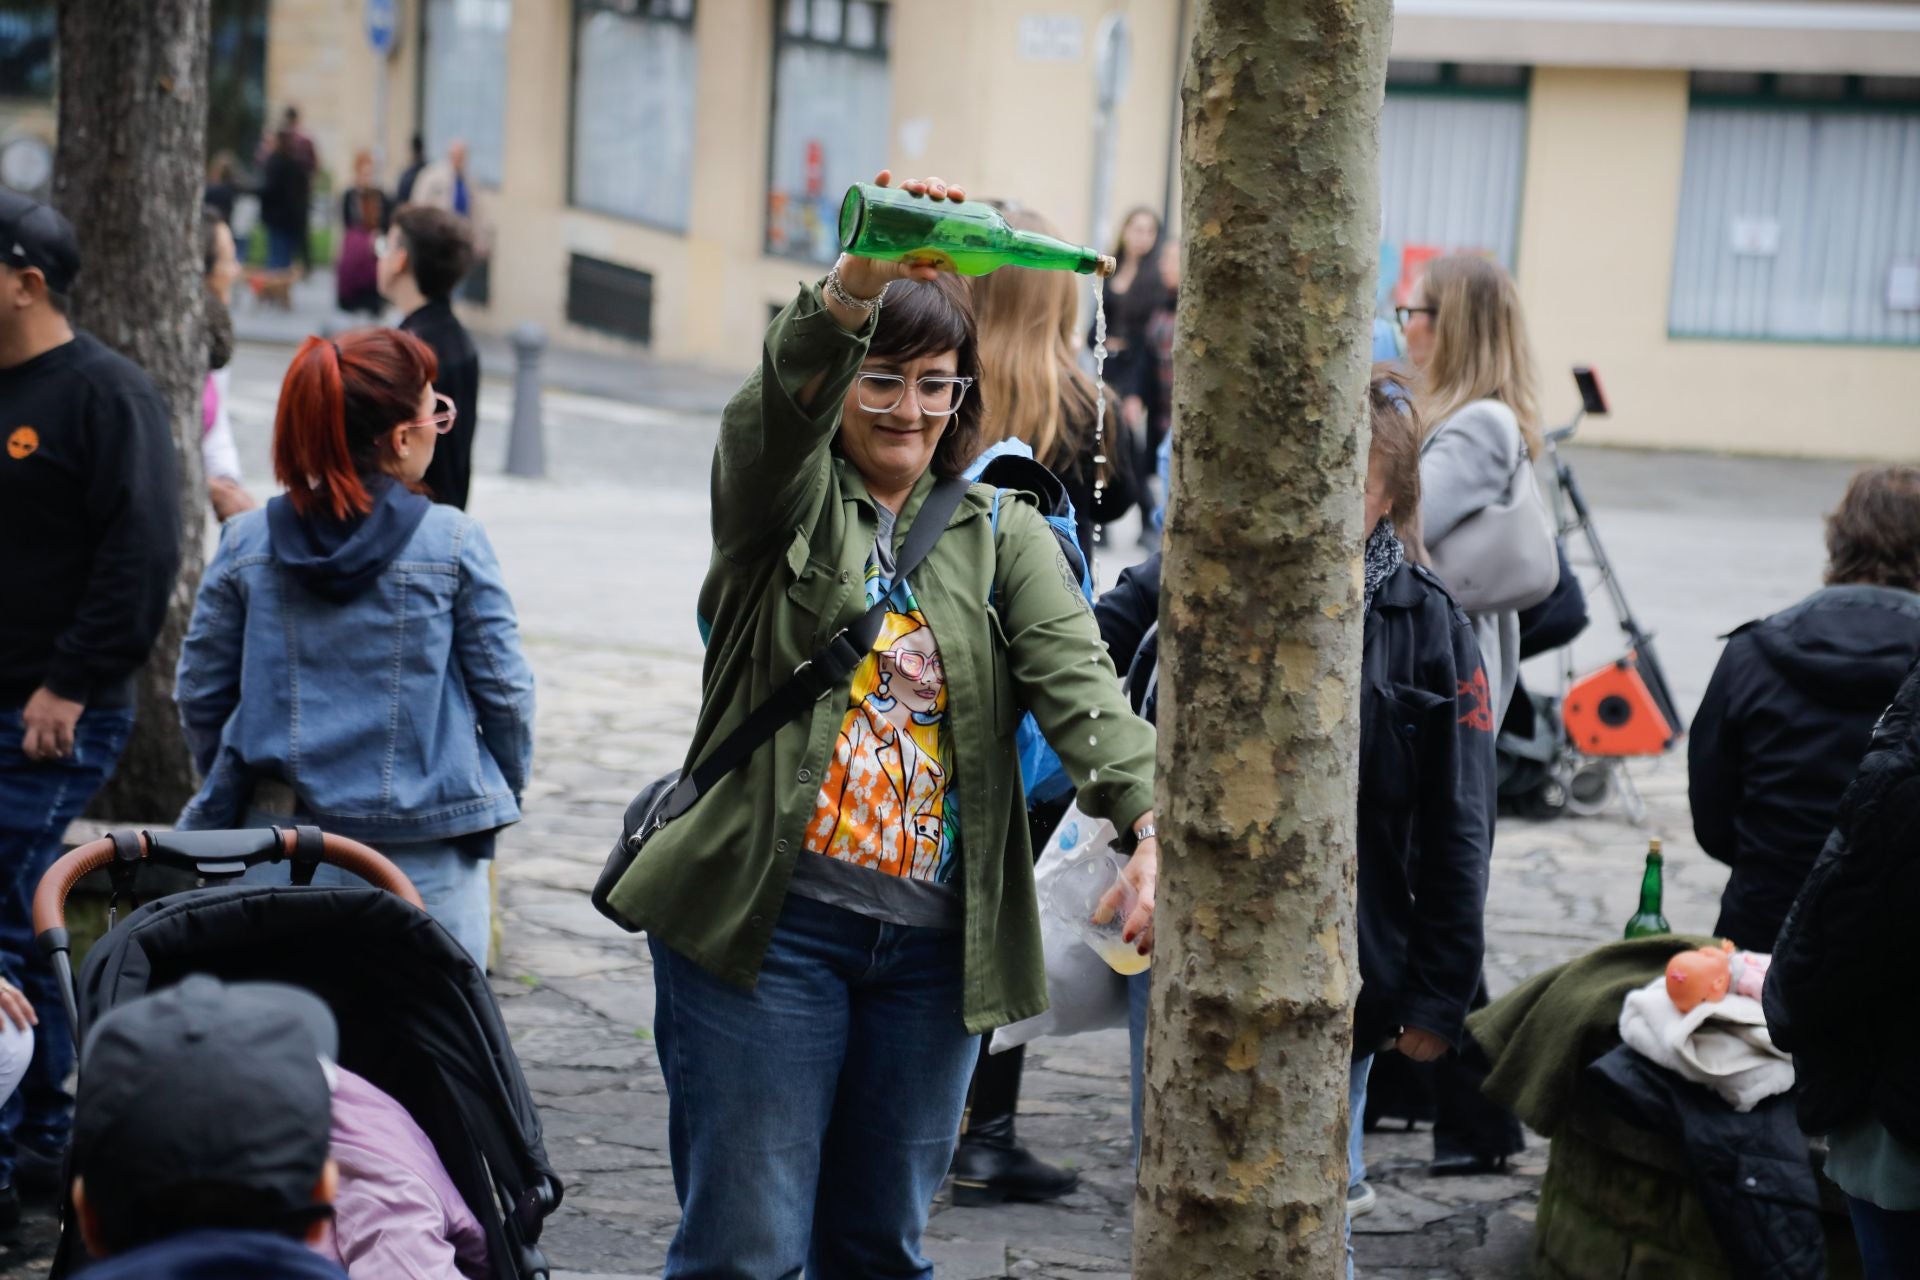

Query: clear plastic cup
<box><xmin>1045</xmin><ymin>850</ymin><xmax>1149</xmax><ymax>975</ymax></box>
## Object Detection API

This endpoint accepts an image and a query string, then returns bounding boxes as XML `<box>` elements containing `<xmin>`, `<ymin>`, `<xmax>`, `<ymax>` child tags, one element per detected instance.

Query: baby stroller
<box><xmin>1496</xmin><ymin>368</ymin><xmax>1687</xmax><ymax>821</ymax></box>
<box><xmin>31</xmin><ymin>826</ymin><xmax>564</xmax><ymax>1279</ymax></box>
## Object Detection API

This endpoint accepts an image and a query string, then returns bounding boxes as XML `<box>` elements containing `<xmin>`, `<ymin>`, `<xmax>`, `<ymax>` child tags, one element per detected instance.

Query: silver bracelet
<box><xmin>824</xmin><ymin>264</ymin><xmax>885</xmax><ymax>314</ymax></box>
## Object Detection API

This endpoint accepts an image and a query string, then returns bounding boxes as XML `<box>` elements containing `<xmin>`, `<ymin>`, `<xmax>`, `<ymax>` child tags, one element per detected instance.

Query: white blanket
<box><xmin>1618</xmin><ymin>976</ymin><xmax>1794</xmax><ymax>1112</ymax></box>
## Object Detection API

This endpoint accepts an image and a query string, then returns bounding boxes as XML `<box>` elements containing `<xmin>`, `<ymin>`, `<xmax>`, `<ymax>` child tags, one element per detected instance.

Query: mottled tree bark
<box><xmin>55</xmin><ymin>0</ymin><xmax>211</xmax><ymax>820</ymax></box>
<box><xmin>1136</xmin><ymin>2</ymin><xmax>1390</xmax><ymax>1276</ymax></box>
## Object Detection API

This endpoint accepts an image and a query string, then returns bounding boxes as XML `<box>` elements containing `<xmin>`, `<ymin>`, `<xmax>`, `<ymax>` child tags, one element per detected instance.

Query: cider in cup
<box><xmin>1046</xmin><ymin>849</ymin><xmax>1150</xmax><ymax>975</ymax></box>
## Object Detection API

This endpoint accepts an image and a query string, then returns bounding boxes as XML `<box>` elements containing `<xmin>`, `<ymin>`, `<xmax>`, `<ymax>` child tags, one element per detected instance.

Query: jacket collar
<box><xmin>834</xmin><ymin>460</ymin><xmax>978</xmax><ymax>546</ymax></box>
<box><xmin>1371</xmin><ymin>562</ymin><xmax>1429</xmax><ymax>612</ymax></box>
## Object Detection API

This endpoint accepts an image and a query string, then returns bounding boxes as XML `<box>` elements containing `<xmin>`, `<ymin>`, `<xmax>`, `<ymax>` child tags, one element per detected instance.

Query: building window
<box><xmin>1377</xmin><ymin>63</ymin><xmax>1530</xmax><ymax>305</ymax></box>
<box><xmin>570</xmin><ymin>0</ymin><xmax>697</xmax><ymax>231</ymax></box>
<box><xmin>419</xmin><ymin>0</ymin><xmax>512</xmax><ymax>188</ymax></box>
<box><xmin>568</xmin><ymin>253</ymin><xmax>654</xmax><ymax>344</ymax></box>
<box><xmin>766</xmin><ymin>0</ymin><xmax>890</xmax><ymax>262</ymax></box>
<box><xmin>1670</xmin><ymin>74</ymin><xmax>1920</xmax><ymax>345</ymax></box>
<box><xmin>0</xmin><ymin>3</ymin><xmax>55</xmax><ymax>102</ymax></box>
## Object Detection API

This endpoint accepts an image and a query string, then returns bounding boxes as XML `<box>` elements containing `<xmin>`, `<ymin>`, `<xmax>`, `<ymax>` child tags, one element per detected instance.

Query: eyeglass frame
<box><xmin>853</xmin><ymin>372</ymin><xmax>975</xmax><ymax>418</ymax></box>
<box><xmin>1394</xmin><ymin>305</ymin><xmax>1437</xmax><ymax>327</ymax></box>
<box><xmin>400</xmin><ymin>392</ymin><xmax>457</xmax><ymax>436</ymax></box>
<box><xmin>885</xmin><ymin>647</ymin><xmax>945</xmax><ymax>682</ymax></box>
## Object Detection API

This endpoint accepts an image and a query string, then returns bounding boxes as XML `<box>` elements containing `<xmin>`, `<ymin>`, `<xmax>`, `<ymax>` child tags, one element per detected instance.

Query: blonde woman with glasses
<box><xmin>1398</xmin><ymin>253</ymin><xmax>1546</xmax><ymax>725</ymax></box>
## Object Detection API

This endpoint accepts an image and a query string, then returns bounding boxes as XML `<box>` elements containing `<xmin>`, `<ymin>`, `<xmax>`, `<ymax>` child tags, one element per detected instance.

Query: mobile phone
<box><xmin>1573</xmin><ymin>367</ymin><xmax>1609</xmax><ymax>416</ymax></box>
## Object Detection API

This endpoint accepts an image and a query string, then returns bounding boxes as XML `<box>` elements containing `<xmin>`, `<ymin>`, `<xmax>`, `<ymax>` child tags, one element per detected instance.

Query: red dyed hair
<box><xmin>272</xmin><ymin>328</ymin><xmax>438</xmax><ymax>520</ymax></box>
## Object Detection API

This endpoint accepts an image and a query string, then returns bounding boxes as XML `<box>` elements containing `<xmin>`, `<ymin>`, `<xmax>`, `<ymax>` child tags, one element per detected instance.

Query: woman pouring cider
<box><xmin>599</xmin><ymin>173</ymin><xmax>1159</xmax><ymax>1276</ymax></box>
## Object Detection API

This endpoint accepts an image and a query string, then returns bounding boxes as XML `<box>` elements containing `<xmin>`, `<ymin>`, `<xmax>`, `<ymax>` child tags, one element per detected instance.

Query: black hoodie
<box><xmin>1690</xmin><ymin>583</ymin><xmax>1920</xmax><ymax>950</ymax></box>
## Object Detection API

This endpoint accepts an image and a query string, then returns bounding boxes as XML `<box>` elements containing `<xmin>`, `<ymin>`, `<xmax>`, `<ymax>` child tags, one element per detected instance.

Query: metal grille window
<box><xmin>1378</xmin><ymin>63</ymin><xmax>1530</xmax><ymax>305</ymax></box>
<box><xmin>766</xmin><ymin>0</ymin><xmax>890</xmax><ymax>262</ymax></box>
<box><xmin>420</xmin><ymin>0</ymin><xmax>512</xmax><ymax>188</ymax></box>
<box><xmin>570</xmin><ymin>0</ymin><xmax>697</xmax><ymax>231</ymax></box>
<box><xmin>1670</xmin><ymin>74</ymin><xmax>1920</xmax><ymax>345</ymax></box>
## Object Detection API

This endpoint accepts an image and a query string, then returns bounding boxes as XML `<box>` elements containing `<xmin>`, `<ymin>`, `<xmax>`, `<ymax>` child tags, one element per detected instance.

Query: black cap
<box><xmin>73</xmin><ymin>975</ymin><xmax>337</xmax><ymax>1220</ymax></box>
<box><xmin>0</xmin><ymin>188</ymin><xmax>80</xmax><ymax>293</ymax></box>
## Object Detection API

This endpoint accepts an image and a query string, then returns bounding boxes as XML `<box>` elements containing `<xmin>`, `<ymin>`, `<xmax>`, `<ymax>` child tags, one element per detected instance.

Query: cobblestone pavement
<box><xmin>0</xmin><ymin>354</ymin><xmax>1858</xmax><ymax>1278</ymax></box>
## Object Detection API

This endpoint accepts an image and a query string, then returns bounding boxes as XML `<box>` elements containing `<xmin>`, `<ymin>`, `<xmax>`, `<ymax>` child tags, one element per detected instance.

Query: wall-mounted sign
<box><xmin>1018</xmin><ymin>14</ymin><xmax>1084</xmax><ymax>63</ymax></box>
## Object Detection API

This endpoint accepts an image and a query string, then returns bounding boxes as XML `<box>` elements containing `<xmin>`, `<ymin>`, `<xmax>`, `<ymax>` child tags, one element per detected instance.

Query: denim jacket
<box><xmin>174</xmin><ymin>505</ymin><xmax>535</xmax><ymax>843</ymax></box>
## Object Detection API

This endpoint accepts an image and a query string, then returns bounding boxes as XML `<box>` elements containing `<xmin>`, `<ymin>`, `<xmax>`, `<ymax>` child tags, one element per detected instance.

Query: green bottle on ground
<box><xmin>1623</xmin><ymin>838</ymin><xmax>1672</xmax><ymax>939</ymax></box>
<box><xmin>838</xmin><ymin>183</ymin><xmax>1116</xmax><ymax>277</ymax></box>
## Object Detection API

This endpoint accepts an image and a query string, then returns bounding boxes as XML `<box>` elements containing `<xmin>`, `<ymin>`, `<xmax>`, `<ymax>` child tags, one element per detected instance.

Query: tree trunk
<box><xmin>54</xmin><ymin>0</ymin><xmax>212</xmax><ymax>821</ymax></box>
<box><xmin>1136</xmin><ymin>2</ymin><xmax>1390</xmax><ymax>1275</ymax></box>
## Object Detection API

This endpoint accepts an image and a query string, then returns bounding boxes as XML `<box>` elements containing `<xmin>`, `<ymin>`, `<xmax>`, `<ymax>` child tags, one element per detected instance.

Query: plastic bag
<box><xmin>989</xmin><ymin>802</ymin><xmax>1129</xmax><ymax>1053</ymax></box>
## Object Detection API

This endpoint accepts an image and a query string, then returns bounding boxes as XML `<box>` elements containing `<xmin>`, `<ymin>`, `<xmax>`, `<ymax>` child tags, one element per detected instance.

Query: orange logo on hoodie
<box><xmin>6</xmin><ymin>427</ymin><xmax>38</xmax><ymax>460</ymax></box>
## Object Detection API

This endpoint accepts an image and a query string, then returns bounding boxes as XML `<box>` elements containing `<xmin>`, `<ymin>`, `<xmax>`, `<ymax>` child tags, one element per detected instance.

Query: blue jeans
<box><xmin>0</xmin><ymin>705</ymin><xmax>134</xmax><ymax>1183</ymax></box>
<box><xmin>649</xmin><ymin>894</ymin><xmax>979</xmax><ymax>1279</ymax></box>
<box><xmin>1851</xmin><ymin>1197</ymin><xmax>1920</xmax><ymax>1280</ymax></box>
<box><xmin>1128</xmin><ymin>967</ymin><xmax>1150</xmax><ymax>1157</ymax></box>
<box><xmin>240</xmin><ymin>811</ymin><xmax>492</xmax><ymax>966</ymax></box>
<box><xmin>265</xmin><ymin>226</ymin><xmax>298</xmax><ymax>271</ymax></box>
<box><xmin>1346</xmin><ymin>1054</ymin><xmax>1374</xmax><ymax>1280</ymax></box>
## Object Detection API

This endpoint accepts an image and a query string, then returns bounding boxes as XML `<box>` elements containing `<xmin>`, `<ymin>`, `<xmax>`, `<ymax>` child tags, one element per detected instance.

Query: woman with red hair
<box><xmin>173</xmin><ymin>329</ymin><xmax>534</xmax><ymax>965</ymax></box>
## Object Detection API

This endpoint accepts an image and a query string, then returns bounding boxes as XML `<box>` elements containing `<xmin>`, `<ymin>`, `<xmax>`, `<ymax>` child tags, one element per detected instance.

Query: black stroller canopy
<box><xmin>73</xmin><ymin>883</ymin><xmax>561</xmax><ymax>1280</ymax></box>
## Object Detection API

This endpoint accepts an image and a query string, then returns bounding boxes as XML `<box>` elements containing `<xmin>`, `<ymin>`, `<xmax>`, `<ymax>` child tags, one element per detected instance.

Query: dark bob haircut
<box><xmin>858</xmin><ymin>274</ymin><xmax>985</xmax><ymax>480</ymax></box>
<box><xmin>1827</xmin><ymin>465</ymin><xmax>1920</xmax><ymax>592</ymax></box>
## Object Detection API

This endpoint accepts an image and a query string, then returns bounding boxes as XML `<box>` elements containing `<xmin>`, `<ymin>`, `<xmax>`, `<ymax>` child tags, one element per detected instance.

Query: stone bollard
<box><xmin>505</xmin><ymin>322</ymin><xmax>548</xmax><ymax>480</ymax></box>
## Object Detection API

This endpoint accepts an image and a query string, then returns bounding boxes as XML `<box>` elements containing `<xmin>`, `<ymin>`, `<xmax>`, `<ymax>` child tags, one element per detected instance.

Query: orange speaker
<box><xmin>1563</xmin><ymin>655</ymin><xmax>1677</xmax><ymax>757</ymax></box>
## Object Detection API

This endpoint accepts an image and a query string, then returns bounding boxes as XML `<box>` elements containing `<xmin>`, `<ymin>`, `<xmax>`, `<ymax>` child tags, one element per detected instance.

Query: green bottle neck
<box><xmin>1638</xmin><ymin>855</ymin><xmax>1664</xmax><ymax>915</ymax></box>
<box><xmin>1003</xmin><ymin>227</ymin><xmax>1103</xmax><ymax>275</ymax></box>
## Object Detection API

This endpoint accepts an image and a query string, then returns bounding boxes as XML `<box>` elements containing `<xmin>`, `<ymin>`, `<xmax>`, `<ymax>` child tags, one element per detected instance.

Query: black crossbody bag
<box><xmin>592</xmin><ymin>477</ymin><xmax>970</xmax><ymax>932</ymax></box>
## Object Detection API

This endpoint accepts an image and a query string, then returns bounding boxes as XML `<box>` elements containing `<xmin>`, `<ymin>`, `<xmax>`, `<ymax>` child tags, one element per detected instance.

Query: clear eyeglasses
<box><xmin>855</xmin><ymin>373</ymin><xmax>974</xmax><ymax>417</ymax></box>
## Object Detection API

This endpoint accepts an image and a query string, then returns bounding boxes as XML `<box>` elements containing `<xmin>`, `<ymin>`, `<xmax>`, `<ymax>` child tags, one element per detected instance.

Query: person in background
<box><xmin>174</xmin><ymin>328</ymin><xmax>534</xmax><ymax>966</ymax></box>
<box><xmin>395</xmin><ymin>133</ymin><xmax>429</xmax><ymax>205</ymax></box>
<box><xmin>1343</xmin><ymin>375</ymin><xmax>1495</xmax><ymax>1265</ymax></box>
<box><xmin>68</xmin><ymin>976</ymin><xmax>348</xmax><ymax>1280</ymax></box>
<box><xmin>947</xmin><ymin>201</ymin><xmax>1136</xmax><ymax>1209</ymax></box>
<box><xmin>969</xmin><ymin>202</ymin><xmax>1135</xmax><ymax>562</ymax></box>
<box><xmin>1692</xmin><ymin>466</ymin><xmax>1920</xmax><ymax>951</ymax></box>
<box><xmin>601</xmin><ymin>173</ymin><xmax>1160</xmax><ymax>1278</ymax></box>
<box><xmin>0</xmin><ymin>191</ymin><xmax>180</xmax><ymax>1216</ymax></box>
<box><xmin>1091</xmin><ymin>208</ymin><xmax>1164</xmax><ymax>535</ymax></box>
<box><xmin>336</xmin><ymin>150</ymin><xmax>392</xmax><ymax>317</ymax></box>
<box><xmin>1139</xmin><ymin>240</ymin><xmax>1180</xmax><ymax>540</ymax></box>
<box><xmin>203</xmin><ymin>152</ymin><xmax>241</xmax><ymax>226</ymax></box>
<box><xmin>1401</xmin><ymin>253</ymin><xmax>1544</xmax><ymax>726</ymax></box>
<box><xmin>413</xmin><ymin>140</ymin><xmax>489</xmax><ymax>261</ymax></box>
<box><xmin>380</xmin><ymin>205</ymin><xmax>481</xmax><ymax>509</ymax></box>
<box><xmin>258</xmin><ymin>128</ymin><xmax>311</xmax><ymax>279</ymax></box>
<box><xmin>1766</xmin><ymin>661</ymin><xmax>1920</xmax><ymax>1280</ymax></box>
<box><xmin>200</xmin><ymin>205</ymin><xmax>257</xmax><ymax>521</ymax></box>
<box><xmin>1380</xmin><ymin>252</ymin><xmax>1537</xmax><ymax>1178</ymax></box>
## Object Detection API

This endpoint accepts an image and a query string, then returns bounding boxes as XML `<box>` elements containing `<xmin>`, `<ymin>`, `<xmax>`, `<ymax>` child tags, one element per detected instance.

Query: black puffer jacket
<box><xmin>1764</xmin><ymin>661</ymin><xmax>1920</xmax><ymax>1149</ymax></box>
<box><xmin>1094</xmin><ymin>552</ymin><xmax>1495</xmax><ymax>1055</ymax></box>
<box><xmin>1689</xmin><ymin>584</ymin><xmax>1920</xmax><ymax>949</ymax></box>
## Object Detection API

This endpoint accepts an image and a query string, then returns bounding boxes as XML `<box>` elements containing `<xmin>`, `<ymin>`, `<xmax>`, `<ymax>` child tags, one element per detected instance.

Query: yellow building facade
<box><xmin>266</xmin><ymin>0</ymin><xmax>1920</xmax><ymax>460</ymax></box>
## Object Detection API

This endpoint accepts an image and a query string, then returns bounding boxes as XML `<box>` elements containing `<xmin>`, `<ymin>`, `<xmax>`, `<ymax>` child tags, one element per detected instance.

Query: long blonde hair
<box><xmin>1414</xmin><ymin>255</ymin><xmax>1543</xmax><ymax>457</ymax></box>
<box><xmin>969</xmin><ymin>205</ymin><xmax>1105</xmax><ymax>474</ymax></box>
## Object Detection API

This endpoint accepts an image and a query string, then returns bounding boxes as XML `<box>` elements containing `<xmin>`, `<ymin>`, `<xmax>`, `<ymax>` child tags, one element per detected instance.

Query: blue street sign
<box><xmin>366</xmin><ymin>0</ymin><xmax>396</xmax><ymax>56</ymax></box>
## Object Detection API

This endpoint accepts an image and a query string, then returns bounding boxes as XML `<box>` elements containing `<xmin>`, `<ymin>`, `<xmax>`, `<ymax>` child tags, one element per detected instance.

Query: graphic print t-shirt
<box><xmin>792</xmin><ymin>503</ymin><xmax>961</xmax><ymax>928</ymax></box>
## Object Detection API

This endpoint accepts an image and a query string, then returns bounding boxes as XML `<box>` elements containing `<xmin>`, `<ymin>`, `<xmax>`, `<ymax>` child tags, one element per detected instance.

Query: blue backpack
<box><xmin>967</xmin><ymin>446</ymin><xmax>1094</xmax><ymax>805</ymax></box>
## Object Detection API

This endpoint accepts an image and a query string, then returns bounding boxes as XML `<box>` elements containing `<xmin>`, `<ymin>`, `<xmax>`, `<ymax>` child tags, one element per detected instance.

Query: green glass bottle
<box><xmin>1623</xmin><ymin>839</ymin><xmax>1672</xmax><ymax>939</ymax></box>
<box><xmin>838</xmin><ymin>183</ymin><xmax>1116</xmax><ymax>277</ymax></box>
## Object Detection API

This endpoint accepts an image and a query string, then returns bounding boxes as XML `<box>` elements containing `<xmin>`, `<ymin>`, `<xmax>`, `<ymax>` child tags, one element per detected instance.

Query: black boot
<box><xmin>950</xmin><ymin>1044</ymin><xmax>1079</xmax><ymax>1207</ymax></box>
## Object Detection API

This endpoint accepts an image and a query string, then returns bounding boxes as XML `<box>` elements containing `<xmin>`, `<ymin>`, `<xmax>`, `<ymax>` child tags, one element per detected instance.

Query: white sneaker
<box><xmin>1347</xmin><ymin>1180</ymin><xmax>1377</xmax><ymax>1219</ymax></box>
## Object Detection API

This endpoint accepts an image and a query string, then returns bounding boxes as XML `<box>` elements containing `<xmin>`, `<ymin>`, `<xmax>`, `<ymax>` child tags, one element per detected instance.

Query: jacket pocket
<box><xmin>1361</xmin><ymin>683</ymin><xmax>1449</xmax><ymax>818</ymax></box>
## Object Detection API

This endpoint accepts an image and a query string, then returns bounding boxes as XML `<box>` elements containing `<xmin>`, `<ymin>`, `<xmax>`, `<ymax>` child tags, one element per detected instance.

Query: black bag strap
<box><xmin>662</xmin><ymin>476</ymin><xmax>971</xmax><ymax>822</ymax></box>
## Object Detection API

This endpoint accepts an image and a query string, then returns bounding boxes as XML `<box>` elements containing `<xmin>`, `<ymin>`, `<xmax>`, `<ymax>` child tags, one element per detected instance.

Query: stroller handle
<box><xmin>32</xmin><ymin>827</ymin><xmax>425</xmax><ymax>939</ymax></box>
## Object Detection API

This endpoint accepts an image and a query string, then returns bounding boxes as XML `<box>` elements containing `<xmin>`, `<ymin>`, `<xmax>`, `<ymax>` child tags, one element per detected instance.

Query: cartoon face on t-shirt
<box><xmin>804</xmin><ymin>575</ymin><xmax>957</xmax><ymax>884</ymax></box>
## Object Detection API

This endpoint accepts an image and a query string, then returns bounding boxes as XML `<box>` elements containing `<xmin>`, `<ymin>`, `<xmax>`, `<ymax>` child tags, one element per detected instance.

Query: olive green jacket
<box><xmin>606</xmin><ymin>283</ymin><xmax>1157</xmax><ymax>1033</ymax></box>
